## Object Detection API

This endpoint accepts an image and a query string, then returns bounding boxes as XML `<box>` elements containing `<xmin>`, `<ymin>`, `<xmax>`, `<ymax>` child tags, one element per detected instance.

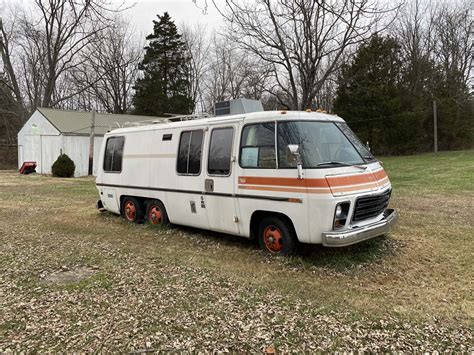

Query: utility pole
<box><xmin>433</xmin><ymin>100</ymin><xmax>438</xmax><ymax>154</ymax></box>
<box><xmin>88</xmin><ymin>110</ymin><xmax>95</xmax><ymax>175</ymax></box>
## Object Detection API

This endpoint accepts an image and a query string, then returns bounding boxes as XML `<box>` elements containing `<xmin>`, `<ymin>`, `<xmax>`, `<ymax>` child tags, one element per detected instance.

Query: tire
<box><xmin>121</xmin><ymin>197</ymin><xmax>144</xmax><ymax>223</ymax></box>
<box><xmin>146</xmin><ymin>200</ymin><xmax>170</xmax><ymax>227</ymax></box>
<box><xmin>258</xmin><ymin>216</ymin><xmax>298</xmax><ymax>255</ymax></box>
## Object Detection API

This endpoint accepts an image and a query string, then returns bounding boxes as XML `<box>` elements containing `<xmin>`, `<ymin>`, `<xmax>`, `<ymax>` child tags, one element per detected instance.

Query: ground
<box><xmin>0</xmin><ymin>150</ymin><xmax>472</xmax><ymax>351</ymax></box>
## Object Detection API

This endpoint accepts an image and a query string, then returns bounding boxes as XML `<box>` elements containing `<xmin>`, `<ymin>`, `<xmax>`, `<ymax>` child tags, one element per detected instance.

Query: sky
<box><xmin>122</xmin><ymin>0</ymin><xmax>225</xmax><ymax>34</ymax></box>
<box><xmin>0</xmin><ymin>0</ymin><xmax>226</xmax><ymax>34</ymax></box>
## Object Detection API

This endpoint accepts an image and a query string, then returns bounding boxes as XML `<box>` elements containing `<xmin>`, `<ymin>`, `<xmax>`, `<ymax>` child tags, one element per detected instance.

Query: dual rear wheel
<box><xmin>121</xmin><ymin>197</ymin><xmax>169</xmax><ymax>227</ymax></box>
<box><xmin>121</xmin><ymin>198</ymin><xmax>297</xmax><ymax>255</ymax></box>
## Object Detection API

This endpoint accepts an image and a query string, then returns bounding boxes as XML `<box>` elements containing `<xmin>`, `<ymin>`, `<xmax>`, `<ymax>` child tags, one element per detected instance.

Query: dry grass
<box><xmin>0</xmin><ymin>151</ymin><xmax>472</xmax><ymax>351</ymax></box>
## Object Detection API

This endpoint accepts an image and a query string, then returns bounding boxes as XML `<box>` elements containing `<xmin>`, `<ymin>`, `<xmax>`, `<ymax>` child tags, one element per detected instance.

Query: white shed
<box><xmin>18</xmin><ymin>108</ymin><xmax>162</xmax><ymax>176</ymax></box>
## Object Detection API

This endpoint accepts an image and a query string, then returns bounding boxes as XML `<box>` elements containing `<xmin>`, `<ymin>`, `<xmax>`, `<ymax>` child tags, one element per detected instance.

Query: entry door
<box><xmin>204</xmin><ymin>125</ymin><xmax>240</xmax><ymax>234</ymax></box>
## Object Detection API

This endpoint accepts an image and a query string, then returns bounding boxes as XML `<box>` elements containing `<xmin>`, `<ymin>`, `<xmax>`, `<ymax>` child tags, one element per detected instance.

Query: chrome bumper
<box><xmin>322</xmin><ymin>209</ymin><xmax>398</xmax><ymax>247</ymax></box>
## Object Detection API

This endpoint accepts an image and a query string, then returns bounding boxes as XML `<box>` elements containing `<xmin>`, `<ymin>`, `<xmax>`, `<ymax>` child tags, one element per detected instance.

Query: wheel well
<box><xmin>249</xmin><ymin>210</ymin><xmax>297</xmax><ymax>241</ymax></box>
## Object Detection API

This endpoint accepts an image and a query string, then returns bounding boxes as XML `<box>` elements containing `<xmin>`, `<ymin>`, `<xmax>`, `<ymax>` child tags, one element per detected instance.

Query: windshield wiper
<box><xmin>316</xmin><ymin>161</ymin><xmax>367</xmax><ymax>170</ymax></box>
<box><xmin>362</xmin><ymin>155</ymin><xmax>376</xmax><ymax>161</ymax></box>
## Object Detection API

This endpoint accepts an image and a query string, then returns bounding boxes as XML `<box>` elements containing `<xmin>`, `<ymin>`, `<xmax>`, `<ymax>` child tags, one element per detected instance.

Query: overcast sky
<box><xmin>0</xmin><ymin>0</ymin><xmax>225</xmax><ymax>34</ymax></box>
<box><xmin>122</xmin><ymin>0</ymin><xmax>225</xmax><ymax>34</ymax></box>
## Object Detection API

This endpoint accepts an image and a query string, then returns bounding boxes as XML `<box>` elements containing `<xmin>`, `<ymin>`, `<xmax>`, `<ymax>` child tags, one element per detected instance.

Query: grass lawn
<box><xmin>0</xmin><ymin>150</ymin><xmax>472</xmax><ymax>351</ymax></box>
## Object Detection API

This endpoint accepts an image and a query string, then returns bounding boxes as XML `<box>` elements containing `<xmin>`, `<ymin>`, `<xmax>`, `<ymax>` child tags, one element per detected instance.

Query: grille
<box><xmin>353</xmin><ymin>189</ymin><xmax>391</xmax><ymax>222</ymax></box>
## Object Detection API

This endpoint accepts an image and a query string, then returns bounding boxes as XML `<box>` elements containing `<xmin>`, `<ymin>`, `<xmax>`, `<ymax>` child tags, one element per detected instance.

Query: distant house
<box><xmin>18</xmin><ymin>108</ymin><xmax>162</xmax><ymax>176</ymax></box>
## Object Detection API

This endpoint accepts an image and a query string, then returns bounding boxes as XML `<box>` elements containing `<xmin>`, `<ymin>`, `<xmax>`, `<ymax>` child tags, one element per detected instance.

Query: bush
<box><xmin>52</xmin><ymin>154</ymin><xmax>75</xmax><ymax>177</ymax></box>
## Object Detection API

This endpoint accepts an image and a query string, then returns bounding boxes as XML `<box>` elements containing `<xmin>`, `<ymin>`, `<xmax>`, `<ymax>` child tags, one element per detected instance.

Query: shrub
<box><xmin>52</xmin><ymin>154</ymin><xmax>75</xmax><ymax>177</ymax></box>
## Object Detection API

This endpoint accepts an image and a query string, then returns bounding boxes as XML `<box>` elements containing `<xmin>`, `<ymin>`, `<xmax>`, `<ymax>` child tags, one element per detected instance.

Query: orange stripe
<box><xmin>330</xmin><ymin>181</ymin><xmax>379</xmax><ymax>192</ymax></box>
<box><xmin>238</xmin><ymin>176</ymin><xmax>328</xmax><ymax>188</ymax></box>
<box><xmin>373</xmin><ymin>169</ymin><xmax>387</xmax><ymax>180</ymax></box>
<box><xmin>239</xmin><ymin>179</ymin><xmax>390</xmax><ymax>194</ymax></box>
<box><xmin>326</xmin><ymin>173</ymin><xmax>376</xmax><ymax>186</ymax></box>
<box><xmin>238</xmin><ymin>185</ymin><xmax>329</xmax><ymax>194</ymax></box>
<box><xmin>239</xmin><ymin>170</ymin><xmax>389</xmax><ymax>189</ymax></box>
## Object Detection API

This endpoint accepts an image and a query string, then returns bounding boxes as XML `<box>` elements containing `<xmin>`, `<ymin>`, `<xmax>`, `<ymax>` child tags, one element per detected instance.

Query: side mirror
<box><xmin>287</xmin><ymin>144</ymin><xmax>304</xmax><ymax>180</ymax></box>
<box><xmin>288</xmin><ymin>144</ymin><xmax>299</xmax><ymax>155</ymax></box>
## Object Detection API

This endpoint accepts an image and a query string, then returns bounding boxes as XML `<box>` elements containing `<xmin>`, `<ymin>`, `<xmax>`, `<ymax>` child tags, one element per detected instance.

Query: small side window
<box><xmin>239</xmin><ymin>123</ymin><xmax>276</xmax><ymax>168</ymax></box>
<box><xmin>177</xmin><ymin>130</ymin><xmax>203</xmax><ymax>175</ymax></box>
<box><xmin>208</xmin><ymin>127</ymin><xmax>234</xmax><ymax>175</ymax></box>
<box><xmin>103</xmin><ymin>136</ymin><xmax>124</xmax><ymax>172</ymax></box>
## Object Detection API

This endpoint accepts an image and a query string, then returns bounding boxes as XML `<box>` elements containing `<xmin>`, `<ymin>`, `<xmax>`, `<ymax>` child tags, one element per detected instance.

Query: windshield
<box><xmin>335</xmin><ymin>122</ymin><xmax>375</xmax><ymax>161</ymax></box>
<box><xmin>277</xmin><ymin>121</ymin><xmax>368</xmax><ymax>168</ymax></box>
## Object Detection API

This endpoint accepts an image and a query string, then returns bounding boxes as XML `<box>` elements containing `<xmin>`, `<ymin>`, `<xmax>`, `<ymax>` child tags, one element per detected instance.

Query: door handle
<box><xmin>205</xmin><ymin>179</ymin><xmax>214</xmax><ymax>192</ymax></box>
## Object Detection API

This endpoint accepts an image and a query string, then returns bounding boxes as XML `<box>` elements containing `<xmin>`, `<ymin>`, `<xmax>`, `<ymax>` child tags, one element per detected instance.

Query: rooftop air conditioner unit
<box><xmin>214</xmin><ymin>98</ymin><xmax>264</xmax><ymax>116</ymax></box>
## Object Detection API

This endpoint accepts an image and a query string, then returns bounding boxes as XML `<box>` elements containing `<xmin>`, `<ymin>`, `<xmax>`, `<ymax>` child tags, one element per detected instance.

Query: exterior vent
<box><xmin>214</xmin><ymin>98</ymin><xmax>264</xmax><ymax>116</ymax></box>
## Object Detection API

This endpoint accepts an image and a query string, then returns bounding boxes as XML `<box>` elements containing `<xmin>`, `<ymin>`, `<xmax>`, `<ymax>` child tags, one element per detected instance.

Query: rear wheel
<box><xmin>146</xmin><ymin>200</ymin><xmax>169</xmax><ymax>227</ymax></box>
<box><xmin>258</xmin><ymin>216</ymin><xmax>298</xmax><ymax>255</ymax></box>
<box><xmin>122</xmin><ymin>197</ymin><xmax>144</xmax><ymax>223</ymax></box>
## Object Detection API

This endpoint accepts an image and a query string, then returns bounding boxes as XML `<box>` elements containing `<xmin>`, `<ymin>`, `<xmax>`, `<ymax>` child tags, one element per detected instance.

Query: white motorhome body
<box><xmin>96</xmin><ymin>110</ymin><xmax>397</xmax><ymax>253</ymax></box>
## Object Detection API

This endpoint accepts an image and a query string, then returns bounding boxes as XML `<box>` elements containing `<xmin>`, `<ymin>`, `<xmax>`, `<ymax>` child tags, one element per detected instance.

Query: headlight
<box><xmin>333</xmin><ymin>202</ymin><xmax>350</xmax><ymax>230</ymax></box>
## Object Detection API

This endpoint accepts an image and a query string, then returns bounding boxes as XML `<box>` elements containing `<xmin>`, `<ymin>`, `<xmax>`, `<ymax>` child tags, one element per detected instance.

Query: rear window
<box><xmin>103</xmin><ymin>136</ymin><xmax>124</xmax><ymax>172</ymax></box>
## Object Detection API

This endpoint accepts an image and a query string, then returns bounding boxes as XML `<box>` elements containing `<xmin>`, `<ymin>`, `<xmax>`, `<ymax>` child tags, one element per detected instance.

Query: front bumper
<box><xmin>321</xmin><ymin>209</ymin><xmax>398</xmax><ymax>247</ymax></box>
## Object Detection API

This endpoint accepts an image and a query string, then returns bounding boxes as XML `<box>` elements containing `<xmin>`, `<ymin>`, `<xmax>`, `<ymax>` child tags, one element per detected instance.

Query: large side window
<box><xmin>103</xmin><ymin>136</ymin><xmax>124</xmax><ymax>172</ymax></box>
<box><xmin>239</xmin><ymin>123</ymin><xmax>276</xmax><ymax>168</ymax></box>
<box><xmin>177</xmin><ymin>130</ymin><xmax>203</xmax><ymax>175</ymax></box>
<box><xmin>208</xmin><ymin>127</ymin><xmax>234</xmax><ymax>175</ymax></box>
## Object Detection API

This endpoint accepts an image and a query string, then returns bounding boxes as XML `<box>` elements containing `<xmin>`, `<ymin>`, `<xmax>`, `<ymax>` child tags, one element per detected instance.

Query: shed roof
<box><xmin>37</xmin><ymin>108</ymin><xmax>165</xmax><ymax>136</ymax></box>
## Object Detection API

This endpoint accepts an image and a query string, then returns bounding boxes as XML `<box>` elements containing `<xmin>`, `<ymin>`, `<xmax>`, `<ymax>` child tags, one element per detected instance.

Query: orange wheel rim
<box><xmin>263</xmin><ymin>225</ymin><xmax>283</xmax><ymax>253</ymax></box>
<box><xmin>124</xmin><ymin>201</ymin><xmax>136</xmax><ymax>221</ymax></box>
<box><xmin>149</xmin><ymin>205</ymin><xmax>162</xmax><ymax>225</ymax></box>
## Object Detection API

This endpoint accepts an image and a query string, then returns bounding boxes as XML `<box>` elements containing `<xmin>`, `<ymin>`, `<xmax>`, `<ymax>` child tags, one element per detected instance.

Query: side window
<box><xmin>208</xmin><ymin>127</ymin><xmax>234</xmax><ymax>175</ymax></box>
<box><xmin>177</xmin><ymin>130</ymin><xmax>203</xmax><ymax>175</ymax></box>
<box><xmin>103</xmin><ymin>136</ymin><xmax>124</xmax><ymax>172</ymax></box>
<box><xmin>239</xmin><ymin>123</ymin><xmax>276</xmax><ymax>168</ymax></box>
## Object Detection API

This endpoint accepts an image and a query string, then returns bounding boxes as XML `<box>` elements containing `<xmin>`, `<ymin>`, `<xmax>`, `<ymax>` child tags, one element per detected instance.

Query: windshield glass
<box><xmin>277</xmin><ymin>121</ymin><xmax>366</xmax><ymax>168</ymax></box>
<box><xmin>335</xmin><ymin>122</ymin><xmax>375</xmax><ymax>161</ymax></box>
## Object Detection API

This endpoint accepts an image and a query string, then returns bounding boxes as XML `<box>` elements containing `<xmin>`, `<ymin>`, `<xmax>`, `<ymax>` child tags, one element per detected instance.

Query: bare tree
<box><xmin>433</xmin><ymin>1</ymin><xmax>473</xmax><ymax>92</ymax></box>
<box><xmin>0</xmin><ymin>0</ymin><xmax>125</xmax><ymax>116</ymax></box>
<box><xmin>203</xmin><ymin>33</ymin><xmax>271</xmax><ymax>112</ymax></box>
<box><xmin>181</xmin><ymin>23</ymin><xmax>210</xmax><ymax>113</ymax></box>
<box><xmin>219</xmin><ymin>0</ymin><xmax>401</xmax><ymax>110</ymax></box>
<box><xmin>74</xmin><ymin>18</ymin><xmax>142</xmax><ymax>113</ymax></box>
<box><xmin>0</xmin><ymin>13</ymin><xmax>26</xmax><ymax>119</ymax></box>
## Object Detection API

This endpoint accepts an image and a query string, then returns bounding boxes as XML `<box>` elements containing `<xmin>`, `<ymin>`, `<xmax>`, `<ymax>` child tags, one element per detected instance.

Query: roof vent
<box><xmin>215</xmin><ymin>98</ymin><xmax>264</xmax><ymax>116</ymax></box>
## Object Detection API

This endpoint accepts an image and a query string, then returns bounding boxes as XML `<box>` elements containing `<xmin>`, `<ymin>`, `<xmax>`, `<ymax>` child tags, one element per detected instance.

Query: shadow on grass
<box><xmin>294</xmin><ymin>237</ymin><xmax>397</xmax><ymax>271</ymax></box>
<box><xmin>162</xmin><ymin>224</ymin><xmax>396</xmax><ymax>272</ymax></box>
<box><xmin>101</xmin><ymin>211</ymin><xmax>397</xmax><ymax>272</ymax></box>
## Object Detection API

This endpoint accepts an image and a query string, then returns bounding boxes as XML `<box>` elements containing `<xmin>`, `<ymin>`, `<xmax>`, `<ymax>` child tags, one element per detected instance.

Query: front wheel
<box><xmin>258</xmin><ymin>216</ymin><xmax>298</xmax><ymax>255</ymax></box>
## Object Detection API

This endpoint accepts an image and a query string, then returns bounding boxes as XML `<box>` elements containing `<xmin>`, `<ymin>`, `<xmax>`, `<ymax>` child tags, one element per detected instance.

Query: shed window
<box><xmin>103</xmin><ymin>136</ymin><xmax>124</xmax><ymax>172</ymax></box>
<box><xmin>177</xmin><ymin>130</ymin><xmax>203</xmax><ymax>175</ymax></box>
<box><xmin>208</xmin><ymin>127</ymin><xmax>234</xmax><ymax>175</ymax></box>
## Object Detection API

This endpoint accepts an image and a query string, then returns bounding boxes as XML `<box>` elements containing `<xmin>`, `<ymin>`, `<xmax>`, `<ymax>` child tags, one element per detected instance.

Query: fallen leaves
<box><xmin>0</xmin><ymin>171</ymin><xmax>472</xmax><ymax>352</ymax></box>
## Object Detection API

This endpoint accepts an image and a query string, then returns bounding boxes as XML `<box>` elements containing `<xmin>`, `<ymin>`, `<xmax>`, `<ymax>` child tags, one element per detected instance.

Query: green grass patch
<box><xmin>381</xmin><ymin>150</ymin><xmax>474</xmax><ymax>193</ymax></box>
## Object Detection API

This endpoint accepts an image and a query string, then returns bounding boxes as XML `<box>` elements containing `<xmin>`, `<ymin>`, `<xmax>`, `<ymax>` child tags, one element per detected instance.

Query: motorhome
<box><xmin>96</xmin><ymin>100</ymin><xmax>398</xmax><ymax>255</ymax></box>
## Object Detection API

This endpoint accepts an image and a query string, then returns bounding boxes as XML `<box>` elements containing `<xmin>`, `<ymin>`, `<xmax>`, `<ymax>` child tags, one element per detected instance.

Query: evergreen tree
<box><xmin>333</xmin><ymin>35</ymin><xmax>408</xmax><ymax>155</ymax></box>
<box><xmin>133</xmin><ymin>12</ymin><xmax>193</xmax><ymax>116</ymax></box>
